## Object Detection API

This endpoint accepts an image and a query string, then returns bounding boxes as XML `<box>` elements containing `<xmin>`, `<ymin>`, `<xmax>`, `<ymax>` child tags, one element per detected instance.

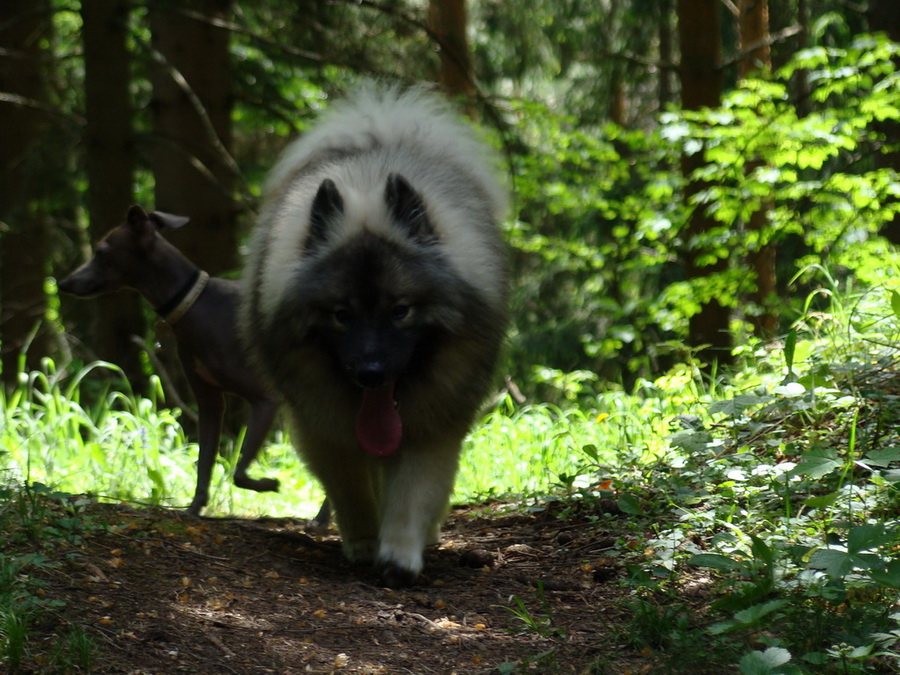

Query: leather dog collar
<box><xmin>158</xmin><ymin>270</ymin><xmax>210</xmax><ymax>325</ymax></box>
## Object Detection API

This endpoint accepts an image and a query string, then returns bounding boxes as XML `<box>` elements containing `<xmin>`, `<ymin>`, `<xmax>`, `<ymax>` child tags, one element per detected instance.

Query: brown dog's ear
<box><xmin>127</xmin><ymin>204</ymin><xmax>150</xmax><ymax>227</ymax></box>
<box><xmin>148</xmin><ymin>210</ymin><xmax>190</xmax><ymax>231</ymax></box>
<box><xmin>126</xmin><ymin>204</ymin><xmax>158</xmax><ymax>250</ymax></box>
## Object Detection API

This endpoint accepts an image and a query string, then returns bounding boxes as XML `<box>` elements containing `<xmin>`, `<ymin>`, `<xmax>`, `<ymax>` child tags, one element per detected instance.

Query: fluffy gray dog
<box><xmin>240</xmin><ymin>84</ymin><xmax>508</xmax><ymax>586</ymax></box>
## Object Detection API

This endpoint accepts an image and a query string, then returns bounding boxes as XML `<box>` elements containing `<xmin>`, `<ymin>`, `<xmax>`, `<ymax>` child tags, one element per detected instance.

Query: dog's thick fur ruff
<box><xmin>241</xmin><ymin>84</ymin><xmax>508</xmax><ymax>586</ymax></box>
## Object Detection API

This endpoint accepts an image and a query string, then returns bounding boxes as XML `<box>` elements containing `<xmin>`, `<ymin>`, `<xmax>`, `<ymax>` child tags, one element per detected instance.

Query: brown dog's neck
<box><xmin>155</xmin><ymin>268</ymin><xmax>209</xmax><ymax>324</ymax></box>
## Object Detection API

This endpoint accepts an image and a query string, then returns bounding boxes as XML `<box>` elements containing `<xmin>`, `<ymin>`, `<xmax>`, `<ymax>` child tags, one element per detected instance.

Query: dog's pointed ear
<box><xmin>127</xmin><ymin>205</ymin><xmax>150</xmax><ymax>228</ymax></box>
<box><xmin>126</xmin><ymin>205</ymin><xmax>158</xmax><ymax>249</ymax></box>
<box><xmin>385</xmin><ymin>174</ymin><xmax>434</xmax><ymax>242</ymax></box>
<box><xmin>149</xmin><ymin>210</ymin><xmax>190</xmax><ymax>231</ymax></box>
<box><xmin>305</xmin><ymin>178</ymin><xmax>343</xmax><ymax>251</ymax></box>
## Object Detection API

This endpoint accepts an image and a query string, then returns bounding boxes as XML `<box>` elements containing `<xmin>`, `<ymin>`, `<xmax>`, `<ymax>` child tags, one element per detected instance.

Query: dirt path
<box><xmin>18</xmin><ymin>499</ymin><xmax>649</xmax><ymax>674</ymax></box>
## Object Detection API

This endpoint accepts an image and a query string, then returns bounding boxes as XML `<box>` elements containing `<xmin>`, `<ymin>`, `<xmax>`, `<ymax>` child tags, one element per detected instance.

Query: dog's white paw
<box><xmin>376</xmin><ymin>541</ymin><xmax>423</xmax><ymax>587</ymax></box>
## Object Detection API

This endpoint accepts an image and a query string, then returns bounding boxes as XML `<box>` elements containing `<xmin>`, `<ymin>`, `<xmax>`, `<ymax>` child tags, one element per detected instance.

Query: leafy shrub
<box><xmin>504</xmin><ymin>34</ymin><xmax>900</xmax><ymax>399</ymax></box>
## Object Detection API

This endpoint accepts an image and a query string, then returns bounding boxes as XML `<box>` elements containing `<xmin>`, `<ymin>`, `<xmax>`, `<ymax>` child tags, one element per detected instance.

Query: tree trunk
<box><xmin>677</xmin><ymin>0</ymin><xmax>732</xmax><ymax>366</ymax></box>
<box><xmin>868</xmin><ymin>0</ymin><xmax>900</xmax><ymax>245</ymax></box>
<box><xmin>147</xmin><ymin>0</ymin><xmax>237</xmax><ymax>276</ymax></box>
<box><xmin>610</xmin><ymin>79</ymin><xmax>627</xmax><ymax>125</ymax></box>
<box><xmin>428</xmin><ymin>0</ymin><xmax>476</xmax><ymax>115</ymax></box>
<box><xmin>738</xmin><ymin>0</ymin><xmax>770</xmax><ymax>76</ymax></box>
<box><xmin>795</xmin><ymin>0</ymin><xmax>811</xmax><ymax>118</ymax></box>
<box><xmin>738</xmin><ymin>0</ymin><xmax>777</xmax><ymax>339</ymax></box>
<box><xmin>0</xmin><ymin>0</ymin><xmax>52</xmax><ymax>387</ymax></box>
<box><xmin>658</xmin><ymin>0</ymin><xmax>673</xmax><ymax>111</ymax></box>
<box><xmin>80</xmin><ymin>0</ymin><xmax>147</xmax><ymax>388</ymax></box>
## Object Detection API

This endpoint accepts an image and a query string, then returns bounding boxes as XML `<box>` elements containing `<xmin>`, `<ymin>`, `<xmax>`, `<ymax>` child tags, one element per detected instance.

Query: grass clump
<box><xmin>0</xmin><ymin>484</ymin><xmax>100</xmax><ymax>673</ymax></box>
<box><xmin>2</xmin><ymin>360</ymin><xmax>637</xmax><ymax>518</ymax></box>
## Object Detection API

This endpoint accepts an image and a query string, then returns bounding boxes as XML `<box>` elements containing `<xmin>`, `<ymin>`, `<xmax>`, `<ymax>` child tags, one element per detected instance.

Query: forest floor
<box><xmin>7</xmin><ymin>495</ymin><xmax>682</xmax><ymax>674</ymax></box>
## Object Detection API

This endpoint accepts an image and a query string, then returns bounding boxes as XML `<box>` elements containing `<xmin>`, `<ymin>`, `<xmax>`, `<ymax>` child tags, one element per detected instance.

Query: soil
<box><xmin>14</xmin><ymin>497</ymin><xmax>657</xmax><ymax>674</ymax></box>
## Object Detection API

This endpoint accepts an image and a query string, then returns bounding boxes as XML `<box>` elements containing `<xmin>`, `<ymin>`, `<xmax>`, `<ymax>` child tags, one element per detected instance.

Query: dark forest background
<box><xmin>1</xmin><ymin>0</ymin><xmax>898</xmax><ymax>404</ymax></box>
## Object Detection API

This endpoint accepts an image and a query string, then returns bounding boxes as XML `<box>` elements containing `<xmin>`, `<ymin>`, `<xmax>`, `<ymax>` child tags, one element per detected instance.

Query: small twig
<box><xmin>163</xmin><ymin>541</ymin><xmax>232</xmax><ymax>562</ymax></box>
<box><xmin>206</xmin><ymin>632</ymin><xmax>235</xmax><ymax>658</ymax></box>
<box><xmin>504</xmin><ymin>376</ymin><xmax>527</xmax><ymax>404</ymax></box>
<box><xmin>130</xmin><ymin>333</ymin><xmax>199</xmax><ymax>424</ymax></box>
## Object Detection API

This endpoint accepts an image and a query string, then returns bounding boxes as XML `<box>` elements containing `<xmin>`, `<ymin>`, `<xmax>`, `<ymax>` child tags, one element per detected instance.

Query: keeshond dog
<box><xmin>240</xmin><ymin>84</ymin><xmax>508</xmax><ymax>586</ymax></box>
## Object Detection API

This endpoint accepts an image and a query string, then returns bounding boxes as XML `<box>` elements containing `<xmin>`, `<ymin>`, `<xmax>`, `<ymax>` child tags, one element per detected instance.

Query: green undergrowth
<box><xmin>0</xmin><ymin>485</ymin><xmax>101</xmax><ymax>672</ymax></box>
<box><xmin>2</xmin><ymin>273</ymin><xmax>900</xmax><ymax>673</ymax></box>
<box><xmin>0</xmin><ymin>360</ymin><xmax>650</xmax><ymax>519</ymax></box>
<box><xmin>523</xmin><ymin>279</ymin><xmax>900</xmax><ymax>674</ymax></box>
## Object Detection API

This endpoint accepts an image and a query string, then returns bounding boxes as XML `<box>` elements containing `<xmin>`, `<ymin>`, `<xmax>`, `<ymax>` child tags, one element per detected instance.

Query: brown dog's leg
<box><xmin>313</xmin><ymin>499</ymin><xmax>331</xmax><ymax>527</ymax></box>
<box><xmin>233</xmin><ymin>398</ymin><xmax>280</xmax><ymax>493</ymax></box>
<box><xmin>188</xmin><ymin>382</ymin><xmax>225</xmax><ymax>516</ymax></box>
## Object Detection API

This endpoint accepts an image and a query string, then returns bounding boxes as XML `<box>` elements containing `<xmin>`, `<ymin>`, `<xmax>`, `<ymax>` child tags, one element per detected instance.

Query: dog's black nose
<box><xmin>356</xmin><ymin>362</ymin><xmax>386</xmax><ymax>388</ymax></box>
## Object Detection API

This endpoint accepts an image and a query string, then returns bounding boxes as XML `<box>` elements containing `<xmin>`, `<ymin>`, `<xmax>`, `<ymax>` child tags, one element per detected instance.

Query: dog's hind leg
<box><xmin>376</xmin><ymin>438</ymin><xmax>462</xmax><ymax>587</ymax></box>
<box><xmin>233</xmin><ymin>398</ymin><xmax>279</xmax><ymax>493</ymax></box>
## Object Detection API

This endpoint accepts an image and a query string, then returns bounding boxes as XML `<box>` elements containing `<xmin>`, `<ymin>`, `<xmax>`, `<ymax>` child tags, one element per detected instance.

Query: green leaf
<box><xmin>668</xmin><ymin>429</ymin><xmax>713</xmax><ymax>453</ymax></box>
<box><xmin>581</xmin><ymin>443</ymin><xmax>600</xmax><ymax>462</ymax></box>
<box><xmin>750</xmin><ymin>534</ymin><xmax>774</xmax><ymax>565</ymax></box>
<box><xmin>688</xmin><ymin>553</ymin><xmax>745</xmax><ymax>571</ymax></box>
<box><xmin>809</xmin><ymin>548</ymin><xmax>852</xmax><ymax>578</ymax></box>
<box><xmin>708</xmin><ymin>394</ymin><xmax>770</xmax><ymax>418</ymax></box>
<box><xmin>773</xmin><ymin>382</ymin><xmax>806</xmax><ymax>397</ymax></box>
<box><xmin>145</xmin><ymin>467</ymin><xmax>165</xmax><ymax>496</ymax></box>
<box><xmin>790</xmin><ymin>447</ymin><xmax>842</xmax><ymax>479</ymax></box>
<box><xmin>882</xmin><ymin>469</ymin><xmax>900</xmax><ymax>483</ymax></box>
<box><xmin>847</xmin><ymin>523</ymin><xmax>892</xmax><ymax>554</ymax></box>
<box><xmin>733</xmin><ymin>599</ymin><xmax>789</xmax><ymax>626</ymax></box>
<box><xmin>863</xmin><ymin>447</ymin><xmax>900</xmax><ymax>467</ymax></box>
<box><xmin>891</xmin><ymin>290</ymin><xmax>900</xmax><ymax>321</ymax></box>
<box><xmin>784</xmin><ymin>328</ymin><xmax>797</xmax><ymax>373</ymax></box>
<box><xmin>808</xmin><ymin>532</ymin><xmax>887</xmax><ymax>578</ymax></box>
<box><xmin>869</xmin><ymin>559</ymin><xmax>900</xmax><ymax>590</ymax></box>
<box><xmin>804</xmin><ymin>491</ymin><xmax>840</xmax><ymax>509</ymax></box>
<box><xmin>708</xmin><ymin>619</ymin><xmax>738</xmax><ymax>635</ymax></box>
<box><xmin>616</xmin><ymin>493</ymin><xmax>642</xmax><ymax>515</ymax></box>
<box><xmin>740</xmin><ymin>647</ymin><xmax>793</xmax><ymax>675</ymax></box>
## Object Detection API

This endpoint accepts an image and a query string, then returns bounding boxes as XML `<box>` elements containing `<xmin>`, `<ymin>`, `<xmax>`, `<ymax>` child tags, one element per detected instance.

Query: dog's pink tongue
<box><xmin>356</xmin><ymin>383</ymin><xmax>402</xmax><ymax>457</ymax></box>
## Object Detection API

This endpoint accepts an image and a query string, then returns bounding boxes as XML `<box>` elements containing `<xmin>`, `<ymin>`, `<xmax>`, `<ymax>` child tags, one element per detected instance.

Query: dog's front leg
<box><xmin>188</xmin><ymin>380</ymin><xmax>225</xmax><ymax>516</ymax></box>
<box><xmin>377</xmin><ymin>438</ymin><xmax>462</xmax><ymax>587</ymax></box>
<box><xmin>301</xmin><ymin>435</ymin><xmax>381</xmax><ymax>564</ymax></box>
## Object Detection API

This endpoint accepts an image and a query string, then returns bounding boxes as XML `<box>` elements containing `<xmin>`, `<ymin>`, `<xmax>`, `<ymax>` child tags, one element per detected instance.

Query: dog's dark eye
<box><xmin>332</xmin><ymin>308</ymin><xmax>353</xmax><ymax>327</ymax></box>
<box><xmin>391</xmin><ymin>304</ymin><xmax>413</xmax><ymax>323</ymax></box>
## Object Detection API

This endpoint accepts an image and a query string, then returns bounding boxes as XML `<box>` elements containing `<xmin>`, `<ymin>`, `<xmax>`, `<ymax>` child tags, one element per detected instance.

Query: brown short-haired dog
<box><xmin>59</xmin><ymin>205</ymin><xmax>280</xmax><ymax>516</ymax></box>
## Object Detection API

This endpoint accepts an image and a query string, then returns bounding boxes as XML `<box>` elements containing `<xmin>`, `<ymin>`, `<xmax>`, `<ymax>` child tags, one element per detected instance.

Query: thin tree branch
<box><xmin>0</xmin><ymin>92</ymin><xmax>85</xmax><ymax>126</ymax></box>
<box><xmin>595</xmin><ymin>49</ymin><xmax>678</xmax><ymax>72</ymax></box>
<box><xmin>722</xmin><ymin>25</ymin><xmax>803</xmax><ymax>69</ymax></box>
<box><xmin>135</xmin><ymin>34</ymin><xmax>245</xmax><ymax>185</ymax></box>
<box><xmin>720</xmin><ymin>0</ymin><xmax>740</xmax><ymax>18</ymax></box>
<box><xmin>165</xmin><ymin>6</ymin><xmax>326</xmax><ymax>65</ymax></box>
